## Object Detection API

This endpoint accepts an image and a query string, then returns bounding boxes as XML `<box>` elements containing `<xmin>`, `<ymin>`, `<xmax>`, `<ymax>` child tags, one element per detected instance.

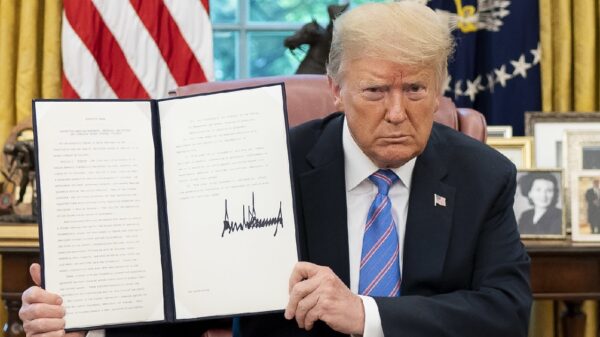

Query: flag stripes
<box><xmin>61</xmin><ymin>73</ymin><xmax>80</xmax><ymax>99</ymax></box>
<box><xmin>64</xmin><ymin>0</ymin><xmax>150</xmax><ymax>98</ymax></box>
<box><xmin>200</xmin><ymin>0</ymin><xmax>209</xmax><ymax>11</ymax></box>
<box><xmin>62</xmin><ymin>12</ymin><xmax>117</xmax><ymax>99</ymax></box>
<box><xmin>62</xmin><ymin>0</ymin><xmax>213</xmax><ymax>99</ymax></box>
<box><xmin>163</xmin><ymin>0</ymin><xmax>214</xmax><ymax>82</ymax></box>
<box><xmin>92</xmin><ymin>0</ymin><xmax>178</xmax><ymax>98</ymax></box>
<box><xmin>131</xmin><ymin>0</ymin><xmax>207</xmax><ymax>86</ymax></box>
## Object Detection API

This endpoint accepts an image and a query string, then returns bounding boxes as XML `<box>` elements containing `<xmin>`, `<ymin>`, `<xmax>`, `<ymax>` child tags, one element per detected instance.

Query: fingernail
<box><xmin>284</xmin><ymin>311</ymin><xmax>291</xmax><ymax>320</ymax></box>
<box><xmin>57</xmin><ymin>297</ymin><xmax>63</xmax><ymax>305</ymax></box>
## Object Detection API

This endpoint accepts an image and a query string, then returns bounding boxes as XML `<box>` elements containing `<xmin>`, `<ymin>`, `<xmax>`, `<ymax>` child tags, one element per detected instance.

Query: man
<box><xmin>240</xmin><ymin>2</ymin><xmax>530</xmax><ymax>336</ymax></box>
<box><xmin>20</xmin><ymin>2</ymin><xmax>531</xmax><ymax>337</ymax></box>
<box><xmin>586</xmin><ymin>179</ymin><xmax>600</xmax><ymax>233</ymax></box>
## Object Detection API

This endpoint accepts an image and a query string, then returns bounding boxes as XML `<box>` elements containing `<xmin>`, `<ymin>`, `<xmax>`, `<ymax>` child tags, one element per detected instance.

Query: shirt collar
<box><xmin>342</xmin><ymin>117</ymin><xmax>416</xmax><ymax>192</ymax></box>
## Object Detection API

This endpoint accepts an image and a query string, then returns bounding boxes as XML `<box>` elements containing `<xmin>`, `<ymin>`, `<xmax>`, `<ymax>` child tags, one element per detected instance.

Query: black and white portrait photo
<box><xmin>514</xmin><ymin>171</ymin><xmax>564</xmax><ymax>237</ymax></box>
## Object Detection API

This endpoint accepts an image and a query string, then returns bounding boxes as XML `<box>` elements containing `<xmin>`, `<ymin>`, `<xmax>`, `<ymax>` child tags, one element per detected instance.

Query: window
<box><xmin>211</xmin><ymin>0</ymin><xmax>388</xmax><ymax>80</ymax></box>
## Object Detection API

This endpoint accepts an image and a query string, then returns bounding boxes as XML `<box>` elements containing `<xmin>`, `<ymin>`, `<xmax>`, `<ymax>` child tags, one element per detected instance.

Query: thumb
<box><xmin>30</xmin><ymin>263</ymin><xmax>42</xmax><ymax>286</ymax></box>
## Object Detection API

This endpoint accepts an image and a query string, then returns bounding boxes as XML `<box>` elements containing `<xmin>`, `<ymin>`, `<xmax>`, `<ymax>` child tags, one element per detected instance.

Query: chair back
<box><xmin>176</xmin><ymin>74</ymin><xmax>487</xmax><ymax>141</ymax></box>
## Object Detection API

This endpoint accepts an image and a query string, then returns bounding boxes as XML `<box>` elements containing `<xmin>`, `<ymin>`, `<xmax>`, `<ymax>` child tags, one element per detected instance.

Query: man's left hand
<box><xmin>284</xmin><ymin>262</ymin><xmax>365</xmax><ymax>334</ymax></box>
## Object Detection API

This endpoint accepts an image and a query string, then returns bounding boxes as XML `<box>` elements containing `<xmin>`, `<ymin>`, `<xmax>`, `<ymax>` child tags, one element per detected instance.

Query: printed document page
<box><xmin>35</xmin><ymin>101</ymin><xmax>165</xmax><ymax>329</ymax></box>
<box><xmin>158</xmin><ymin>85</ymin><xmax>298</xmax><ymax>319</ymax></box>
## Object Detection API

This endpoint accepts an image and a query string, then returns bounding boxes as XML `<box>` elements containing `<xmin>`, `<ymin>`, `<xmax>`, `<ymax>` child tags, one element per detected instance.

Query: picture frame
<box><xmin>559</xmin><ymin>131</ymin><xmax>600</xmax><ymax>229</ymax></box>
<box><xmin>525</xmin><ymin>112</ymin><xmax>600</xmax><ymax>168</ymax></box>
<box><xmin>570</xmin><ymin>170</ymin><xmax>600</xmax><ymax>242</ymax></box>
<box><xmin>486</xmin><ymin>137</ymin><xmax>534</xmax><ymax>169</ymax></box>
<box><xmin>514</xmin><ymin>169</ymin><xmax>566</xmax><ymax>239</ymax></box>
<box><xmin>562</xmin><ymin>131</ymin><xmax>600</xmax><ymax>188</ymax></box>
<box><xmin>486</xmin><ymin>125</ymin><xmax>513</xmax><ymax>138</ymax></box>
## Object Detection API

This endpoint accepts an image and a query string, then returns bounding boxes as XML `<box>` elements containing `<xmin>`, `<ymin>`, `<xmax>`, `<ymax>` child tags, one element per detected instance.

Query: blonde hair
<box><xmin>326</xmin><ymin>1</ymin><xmax>455</xmax><ymax>92</ymax></box>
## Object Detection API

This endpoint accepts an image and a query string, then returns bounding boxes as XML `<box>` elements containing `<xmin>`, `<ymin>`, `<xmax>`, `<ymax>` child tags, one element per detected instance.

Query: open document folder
<box><xmin>33</xmin><ymin>84</ymin><xmax>299</xmax><ymax>331</ymax></box>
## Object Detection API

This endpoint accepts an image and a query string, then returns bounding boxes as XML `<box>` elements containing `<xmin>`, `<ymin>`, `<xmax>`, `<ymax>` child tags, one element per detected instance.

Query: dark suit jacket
<box><xmin>240</xmin><ymin>113</ymin><xmax>531</xmax><ymax>337</ymax></box>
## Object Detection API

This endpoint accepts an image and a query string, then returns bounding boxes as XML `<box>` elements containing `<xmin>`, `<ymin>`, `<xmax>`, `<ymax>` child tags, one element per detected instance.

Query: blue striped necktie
<box><xmin>358</xmin><ymin>169</ymin><xmax>401</xmax><ymax>297</ymax></box>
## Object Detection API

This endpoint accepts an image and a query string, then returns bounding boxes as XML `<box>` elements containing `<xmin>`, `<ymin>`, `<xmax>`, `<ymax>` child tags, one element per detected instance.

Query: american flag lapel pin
<box><xmin>434</xmin><ymin>193</ymin><xmax>446</xmax><ymax>207</ymax></box>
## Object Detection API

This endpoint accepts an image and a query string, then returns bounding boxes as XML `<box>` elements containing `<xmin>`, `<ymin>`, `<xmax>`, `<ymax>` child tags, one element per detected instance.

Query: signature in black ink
<box><xmin>221</xmin><ymin>192</ymin><xmax>283</xmax><ymax>237</ymax></box>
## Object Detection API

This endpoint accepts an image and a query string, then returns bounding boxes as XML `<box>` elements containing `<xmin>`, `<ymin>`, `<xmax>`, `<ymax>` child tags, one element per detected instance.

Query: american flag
<box><xmin>434</xmin><ymin>193</ymin><xmax>446</xmax><ymax>207</ymax></box>
<box><xmin>61</xmin><ymin>0</ymin><xmax>214</xmax><ymax>99</ymax></box>
<box><xmin>427</xmin><ymin>0</ymin><xmax>541</xmax><ymax>135</ymax></box>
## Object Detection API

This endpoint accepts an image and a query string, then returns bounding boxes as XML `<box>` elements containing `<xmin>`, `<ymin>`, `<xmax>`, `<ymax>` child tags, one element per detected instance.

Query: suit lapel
<box><xmin>298</xmin><ymin>120</ymin><xmax>456</xmax><ymax>290</ymax></box>
<box><xmin>298</xmin><ymin>115</ymin><xmax>351</xmax><ymax>286</ymax></box>
<box><xmin>402</xmin><ymin>125</ymin><xmax>456</xmax><ymax>293</ymax></box>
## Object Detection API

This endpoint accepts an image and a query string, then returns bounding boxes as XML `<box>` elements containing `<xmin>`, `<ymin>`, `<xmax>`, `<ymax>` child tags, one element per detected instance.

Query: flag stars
<box><xmin>446</xmin><ymin>44</ymin><xmax>540</xmax><ymax>100</ymax></box>
<box><xmin>465</xmin><ymin>76</ymin><xmax>483</xmax><ymax>102</ymax></box>
<box><xmin>530</xmin><ymin>43</ymin><xmax>541</xmax><ymax>65</ymax></box>
<box><xmin>494</xmin><ymin>65</ymin><xmax>512</xmax><ymax>87</ymax></box>
<box><xmin>510</xmin><ymin>54</ymin><xmax>532</xmax><ymax>78</ymax></box>
<box><xmin>496</xmin><ymin>8</ymin><xmax>510</xmax><ymax>18</ymax></box>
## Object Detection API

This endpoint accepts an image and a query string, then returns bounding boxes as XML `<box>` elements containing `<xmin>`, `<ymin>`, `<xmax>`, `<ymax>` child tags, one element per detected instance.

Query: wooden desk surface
<box><xmin>0</xmin><ymin>223</ymin><xmax>39</xmax><ymax>337</ymax></box>
<box><xmin>524</xmin><ymin>239</ymin><xmax>600</xmax><ymax>300</ymax></box>
<box><xmin>525</xmin><ymin>239</ymin><xmax>600</xmax><ymax>252</ymax></box>
<box><xmin>0</xmin><ymin>223</ymin><xmax>38</xmax><ymax>251</ymax></box>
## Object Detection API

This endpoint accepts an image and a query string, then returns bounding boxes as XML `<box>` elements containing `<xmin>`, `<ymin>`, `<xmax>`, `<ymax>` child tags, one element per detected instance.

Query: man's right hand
<box><xmin>19</xmin><ymin>263</ymin><xmax>86</xmax><ymax>337</ymax></box>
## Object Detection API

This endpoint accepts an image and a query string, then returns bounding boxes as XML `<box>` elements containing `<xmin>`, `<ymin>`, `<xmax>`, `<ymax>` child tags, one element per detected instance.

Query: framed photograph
<box><xmin>570</xmin><ymin>171</ymin><xmax>600</xmax><ymax>242</ymax></box>
<box><xmin>514</xmin><ymin>170</ymin><xmax>566</xmax><ymax>239</ymax></box>
<box><xmin>563</xmin><ymin>131</ymin><xmax>600</xmax><ymax>188</ymax></box>
<box><xmin>487</xmin><ymin>137</ymin><xmax>534</xmax><ymax>169</ymax></box>
<box><xmin>486</xmin><ymin>125</ymin><xmax>513</xmax><ymax>138</ymax></box>
<box><xmin>525</xmin><ymin>112</ymin><xmax>600</xmax><ymax>168</ymax></box>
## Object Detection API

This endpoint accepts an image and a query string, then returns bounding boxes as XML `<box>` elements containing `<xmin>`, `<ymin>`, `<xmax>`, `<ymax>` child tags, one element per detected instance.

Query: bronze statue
<box><xmin>0</xmin><ymin>122</ymin><xmax>38</xmax><ymax>223</ymax></box>
<box><xmin>3</xmin><ymin>140</ymin><xmax>36</xmax><ymax>205</ymax></box>
<box><xmin>284</xmin><ymin>4</ymin><xmax>349</xmax><ymax>74</ymax></box>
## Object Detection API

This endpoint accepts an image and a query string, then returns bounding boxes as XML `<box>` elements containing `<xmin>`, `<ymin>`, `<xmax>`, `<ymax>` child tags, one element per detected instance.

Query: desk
<box><xmin>526</xmin><ymin>240</ymin><xmax>600</xmax><ymax>337</ymax></box>
<box><xmin>0</xmin><ymin>224</ymin><xmax>38</xmax><ymax>337</ymax></box>
<box><xmin>0</xmin><ymin>232</ymin><xmax>599</xmax><ymax>337</ymax></box>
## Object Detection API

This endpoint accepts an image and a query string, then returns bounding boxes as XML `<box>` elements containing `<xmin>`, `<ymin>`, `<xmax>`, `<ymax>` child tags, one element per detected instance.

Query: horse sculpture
<box><xmin>284</xmin><ymin>4</ymin><xmax>349</xmax><ymax>74</ymax></box>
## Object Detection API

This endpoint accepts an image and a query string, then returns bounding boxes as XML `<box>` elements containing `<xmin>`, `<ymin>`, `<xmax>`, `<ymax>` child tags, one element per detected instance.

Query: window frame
<box><xmin>212</xmin><ymin>0</ymin><xmax>354</xmax><ymax>79</ymax></box>
<box><xmin>212</xmin><ymin>0</ymin><xmax>307</xmax><ymax>79</ymax></box>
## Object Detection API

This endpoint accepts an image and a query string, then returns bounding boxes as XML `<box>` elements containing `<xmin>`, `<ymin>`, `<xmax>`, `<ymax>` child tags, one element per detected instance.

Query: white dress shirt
<box><xmin>87</xmin><ymin>329</ymin><xmax>104</xmax><ymax>337</ymax></box>
<box><xmin>343</xmin><ymin>118</ymin><xmax>415</xmax><ymax>337</ymax></box>
<box><xmin>87</xmin><ymin>118</ymin><xmax>415</xmax><ymax>337</ymax></box>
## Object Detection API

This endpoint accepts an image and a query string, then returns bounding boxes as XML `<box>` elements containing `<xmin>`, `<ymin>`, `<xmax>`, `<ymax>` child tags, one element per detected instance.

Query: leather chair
<box><xmin>176</xmin><ymin>74</ymin><xmax>488</xmax><ymax>337</ymax></box>
<box><xmin>176</xmin><ymin>74</ymin><xmax>487</xmax><ymax>142</ymax></box>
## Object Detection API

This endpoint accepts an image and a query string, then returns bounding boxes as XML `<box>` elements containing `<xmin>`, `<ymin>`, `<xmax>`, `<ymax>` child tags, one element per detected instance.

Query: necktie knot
<box><xmin>369</xmin><ymin>169</ymin><xmax>399</xmax><ymax>196</ymax></box>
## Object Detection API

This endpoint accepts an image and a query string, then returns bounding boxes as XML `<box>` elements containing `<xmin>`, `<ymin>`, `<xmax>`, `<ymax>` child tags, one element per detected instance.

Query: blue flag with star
<box><xmin>426</xmin><ymin>0</ymin><xmax>541</xmax><ymax>135</ymax></box>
